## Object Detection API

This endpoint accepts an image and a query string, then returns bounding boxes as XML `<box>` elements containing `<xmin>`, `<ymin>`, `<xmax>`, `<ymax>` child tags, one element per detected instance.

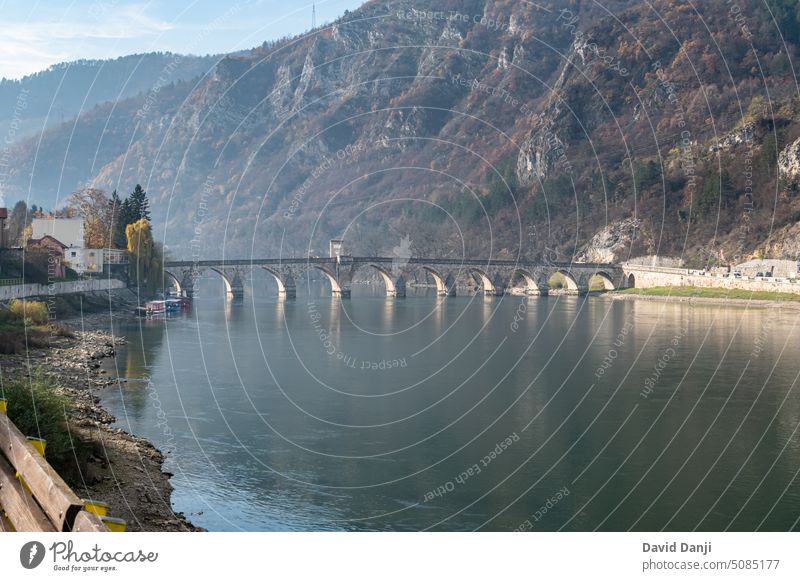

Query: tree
<box><xmin>128</xmin><ymin>184</ymin><xmax>151</xmax><ymax>222</ymax></box>
<box><xmin>109</xmin><ymin>190</ymin><xmax>125</xmax><ymax>248</ymax></box>
<box><xmin>696</xmin><ymin>169</ymin><xmax>731</xmax><ymax>217</ymax></box>
<box><xmin>634</xmin><ymin>160</ymin><xmax>662</xmax><ymax>192</ymax></box>
<box><xmin>126</xmin><ymin>219</ymin><xmax>162</xmax><ymax>295</ymax></box>
<box><xmin>7</xmin><ymin>200</ymin><xmax>27</xmax><ymax>246</ymax></box>
<box><xmin>767</xmin><ymin>0</ymin><xmax>800</xmax><ymax>44</ymax></box>
<box><xmin>115</xmin><ymin>197</ymin><xmax>133</xmax><ymax>248</ymax></box>
<box><xmin>65</xmin><ymin>188</ymin><xmax>115</xmax><ymax>248</ymax></box>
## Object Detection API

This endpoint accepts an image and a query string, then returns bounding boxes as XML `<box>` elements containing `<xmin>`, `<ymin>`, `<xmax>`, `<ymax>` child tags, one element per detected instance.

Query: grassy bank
<box><xmin>616</xmin><ymin>286</ymin><xmax>800</xmax><ymax>302</ymax></box>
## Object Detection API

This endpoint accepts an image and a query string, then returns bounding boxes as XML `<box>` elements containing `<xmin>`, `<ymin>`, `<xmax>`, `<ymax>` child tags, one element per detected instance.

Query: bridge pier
<box><xmin>222</xmin><ymin>267</ymin><xmax>247</xmax><ymax>300</ymax></box>
<box><xmin>443</xmin><ymin>273</ymin><xmax>457</xmax><ymax>296</ymax></box>
<box><xmin>389</xmin><ymin>276</ymin><xmax>406</xmax><ymax>298</ymax></box>
<box><xmin>486</xmin><ymin>274</ymin><xmax>507</xmax><ymax>296</ymax></box>
<box><xmin>280</xmin><ymin>274</ymin><xmax>297</xmax><ymax>299</ymax></box>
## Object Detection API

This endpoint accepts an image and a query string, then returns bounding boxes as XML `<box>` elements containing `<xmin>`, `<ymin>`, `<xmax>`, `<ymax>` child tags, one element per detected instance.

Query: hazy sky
<box><xmin>0</xmin><ymin>0</ymin><xmax>366</xmax><ymax>80</ymax></box>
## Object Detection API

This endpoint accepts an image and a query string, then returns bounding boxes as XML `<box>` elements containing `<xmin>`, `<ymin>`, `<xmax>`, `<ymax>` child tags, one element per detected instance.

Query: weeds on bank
<box><xmin>0</xmin><ymin>300</ymin><xmax>73</xmax><ymax>354</ymax></box>
<box><xmin>0</xmin><ymin>370</ymin><xmax>91</xmax><ymax>482</ymax></box>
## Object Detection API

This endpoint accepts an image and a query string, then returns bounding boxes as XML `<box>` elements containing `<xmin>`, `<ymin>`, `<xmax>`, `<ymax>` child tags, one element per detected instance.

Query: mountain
<box><xmin>3</xmin><ymin>0</ymin><xmax>800</xmax><ymax>266</ymax></box>
<box><xmin>0</xmin><ymin>53</ymin><xmax>220</xmax><ymax>144</ymax></box>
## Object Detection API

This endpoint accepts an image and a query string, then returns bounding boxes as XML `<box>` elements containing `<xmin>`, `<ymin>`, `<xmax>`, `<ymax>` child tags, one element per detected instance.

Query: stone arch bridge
<box><xmin>164</xmin><ymin>257</ymin><xmax>629</xmax><ymax>299</ymax></box>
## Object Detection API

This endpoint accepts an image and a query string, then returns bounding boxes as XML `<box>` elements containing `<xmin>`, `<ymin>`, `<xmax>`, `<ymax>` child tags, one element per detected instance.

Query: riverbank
<box><xmin>605</xmin><ymin>286</ymin><xmax>800</xmax><ymax>307</ymax></box>
<box><xmin>1</xmin><ymin>304</ymin><xmax>200</xmax><ymax>531</ymax></box>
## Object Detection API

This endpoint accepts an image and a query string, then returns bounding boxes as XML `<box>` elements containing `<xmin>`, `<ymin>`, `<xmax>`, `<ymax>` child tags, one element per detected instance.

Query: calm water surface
<box><xmin>99</xmin><ymin>288</ymin><xmax>800</xmax><ymax>531</ymax></box>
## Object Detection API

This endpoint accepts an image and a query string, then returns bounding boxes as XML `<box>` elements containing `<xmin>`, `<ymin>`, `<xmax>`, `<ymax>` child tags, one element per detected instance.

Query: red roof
<box><xmin>27</xmin><ymin>235</ymin><xmax>68</xmax><ymax>249</ymax></box>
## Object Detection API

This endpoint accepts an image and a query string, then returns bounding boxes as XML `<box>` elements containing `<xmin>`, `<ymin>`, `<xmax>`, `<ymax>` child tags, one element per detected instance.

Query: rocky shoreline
<box><xmin>2</xmin><ymin>312</ymin><xmax>201</xmax><ymax>532</ymax></box>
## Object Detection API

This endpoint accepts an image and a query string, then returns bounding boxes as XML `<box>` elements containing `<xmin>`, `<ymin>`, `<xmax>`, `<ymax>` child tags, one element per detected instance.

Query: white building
<box><xmin>31</xmin><ymin>218</ymin><xmax>127</xmax><ymax>274</ymax></box>
<box><xmin>64</xmin><ymin>247</ymin><xmax>101</xmax><ymax>274</ymax></box>
<box><xmin>31</xmin><ymin>218</ymin><xmax>84</xmax><ymax>248</ymax></box>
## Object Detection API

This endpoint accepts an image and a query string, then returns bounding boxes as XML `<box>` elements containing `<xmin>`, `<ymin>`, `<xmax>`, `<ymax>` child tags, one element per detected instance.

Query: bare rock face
<box><xmin>778</xmin><ymin>136</ymin><xmax>800</xmax><ymax>180</ymax></box>
<box><xmin>515</xmin><ymin>29</ymin><xmax>613</xmax><ymax>187</ymax></box>
<box><xmin>516</xmin><ymin>124</ymin><xmax>565</xmax><ymax>185</ymax></box>
<box><xmin>758</xmin><ymin>220</ymin><xmax>800</xmax><ymax>259</ymax></box>
<box><xmin>578</xmin><ymin>218</ymin><xmax>640</xmax><ymax>263</ymax></box>
<box><xmin>709</xmin><ymin>124</ymin><xmax>754</xmax><ymax>153</ymax></box>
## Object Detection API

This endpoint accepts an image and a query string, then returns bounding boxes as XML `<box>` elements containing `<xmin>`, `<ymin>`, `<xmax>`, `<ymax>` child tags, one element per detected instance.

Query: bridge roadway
<box><xmin>163</xmin><ymin>257</ymin><xmax>630</xmax><ymax>299</ymax></box>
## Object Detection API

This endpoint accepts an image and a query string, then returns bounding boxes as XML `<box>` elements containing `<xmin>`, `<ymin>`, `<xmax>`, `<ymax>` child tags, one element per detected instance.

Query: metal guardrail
<box><xmin>0</xmin><ymin>398</ymin><xmax>124</xmax><ymax>532</ymax></box>
<box><xmin>0</xmin><ymin>279</ymin><xmax>24</xmax><ymax>287</ymax></box>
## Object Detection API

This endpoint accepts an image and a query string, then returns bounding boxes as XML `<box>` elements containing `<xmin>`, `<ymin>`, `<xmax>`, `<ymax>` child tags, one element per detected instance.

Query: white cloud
<box><xmin>0</xmin><ymin>4</ymin><xmax>175</xmax><ymax>79</ymax></box>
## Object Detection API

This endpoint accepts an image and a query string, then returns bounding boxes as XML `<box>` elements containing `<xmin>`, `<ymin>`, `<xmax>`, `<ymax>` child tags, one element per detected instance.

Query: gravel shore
<box><xmin>2</xmin><ymin>312</ymin><xmax>201</xmax><ymax>532</ymax></box>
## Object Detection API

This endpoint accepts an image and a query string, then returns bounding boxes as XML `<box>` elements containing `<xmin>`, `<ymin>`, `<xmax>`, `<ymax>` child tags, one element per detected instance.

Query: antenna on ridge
<box><xmin>312</xmin><ymin>3</ymin><xmax>316</xmax><ymax>28</ymax></box>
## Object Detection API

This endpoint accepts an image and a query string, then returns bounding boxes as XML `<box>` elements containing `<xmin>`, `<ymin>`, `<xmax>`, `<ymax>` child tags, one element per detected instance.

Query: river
<box><xmin>99</xmin><ymin>285</ymin><xmax>800</xmax><ymax>531</ymax></box>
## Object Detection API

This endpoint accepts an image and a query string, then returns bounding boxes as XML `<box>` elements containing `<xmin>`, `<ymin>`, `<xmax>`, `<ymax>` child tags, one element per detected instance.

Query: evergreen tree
<box><xmin>129</xmin><ymin>184</ymin><xmax>151</xmax><ymax>222</ymax></box>
<box><xmin>8</xmin><ymin>200</ymin><xmax>27</xmax><ymax>245</ymax></box>
<box><xmin>115</xmin><ymin>197</ymin><xmax>135</xmax><ymax>249</ymax></box>
<box><xmin>110</xmin><ymin>190</ymin><xmax>126</xmax><ymax>248</ymax></box>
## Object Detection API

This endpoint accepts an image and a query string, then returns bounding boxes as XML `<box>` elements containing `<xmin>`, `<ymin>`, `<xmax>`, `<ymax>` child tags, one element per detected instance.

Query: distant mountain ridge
<box><xmin>0</xmin><ymin>52</ymin><xmax>220</xmax><ymax>144</ymax></box>
<box><xmin>3</xmin><ymin>0</ymin><xmax>800</xmax><ymax>267</ymax></box>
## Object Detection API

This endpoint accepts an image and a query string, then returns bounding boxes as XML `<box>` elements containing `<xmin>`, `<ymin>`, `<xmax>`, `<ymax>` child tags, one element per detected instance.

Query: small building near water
<box><xmin>26</xmin><ymin>235</ymin><xmax>67</xmax><ymax>278</ymax></box>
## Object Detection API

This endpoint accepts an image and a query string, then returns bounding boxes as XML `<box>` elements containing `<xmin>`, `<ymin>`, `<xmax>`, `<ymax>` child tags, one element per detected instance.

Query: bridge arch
<box><xmin>421</xmin><ymin>266</ymin><xmax>447</xmax><ymax>295</ymax></box>
<box><xmin>365</xmin><ymin>264</ymin><xmax>405</xmax><ymax>297</ymax></box>
<box><xmin>590</xmin><ymin>271</ymin><xmax>616</xmax><ymax>291</ymax></box>
<box><xmin>509</xmin><ymin>269</ymin><xmax>537</xmax><ymax>293</ymax></box>
<box><xmin>163</xmin><ymin>270</ymin><xmax>183</xmax><ymax>294</ymax></box>
<box><xmin>209</xmin><ymin>267</ymin><xmax>235</xmax><ymax>295</ymax></box>
<box><xmin>468</xmin><ymin>267</ymin><xmax>497</xmax><ymax>295</ymax></box>
<box><xmin>552</xmin><ymin>269</ymin><xmax>580</xmax><ymax>291</ymax></box>
<box><xmin>627</xmin><ymin>273</ymin><xmax>636</xmax><ymax>288</ymax></box>
<box><xmin>261</xmin><ymin>266</ymin><xmax>287</xmax><ymax>294</ymax></box>
<box><xmin>308</xmin><ymin>265</ymin><xmax>343</xmax><ymax>294</ymax></box>
<box><xmin>260</xmin><ymin>266</ymin><xmax>297</xmax><ymax>298</ymax></box>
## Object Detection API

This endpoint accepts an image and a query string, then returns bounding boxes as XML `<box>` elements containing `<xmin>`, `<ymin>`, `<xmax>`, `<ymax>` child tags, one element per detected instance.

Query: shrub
<box><xmin>0</xmin><ymin>371</ymin><xmax>89</xmax><ymax>482</ymax></box>
<box><xmin>9</xmin><ymin>299</ymin><xmax>50</xmax><ymax>325</ymax></box>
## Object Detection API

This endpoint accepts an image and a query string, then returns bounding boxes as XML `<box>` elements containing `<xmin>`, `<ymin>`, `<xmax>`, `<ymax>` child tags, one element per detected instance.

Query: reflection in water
<box><xmin>100</xmin><ymin>296</ymin><xmax>800</xmax><ymax>531</ymax></box>
<box><xmin>120</xmin><ymin>318</ymin><xmax>166</xmax><ymax>380</ymax></box>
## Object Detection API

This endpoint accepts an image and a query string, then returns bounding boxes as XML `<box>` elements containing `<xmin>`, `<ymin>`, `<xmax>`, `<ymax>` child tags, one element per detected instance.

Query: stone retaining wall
<box><xmin>624</xmin><ymin>265</ymin><xmax>800</xmax><ymax>294</ymax></box>
<box><xmin>0</xmin><ymin>278</ymin><xmax>125</xmax><ymax>301</ymax></box>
